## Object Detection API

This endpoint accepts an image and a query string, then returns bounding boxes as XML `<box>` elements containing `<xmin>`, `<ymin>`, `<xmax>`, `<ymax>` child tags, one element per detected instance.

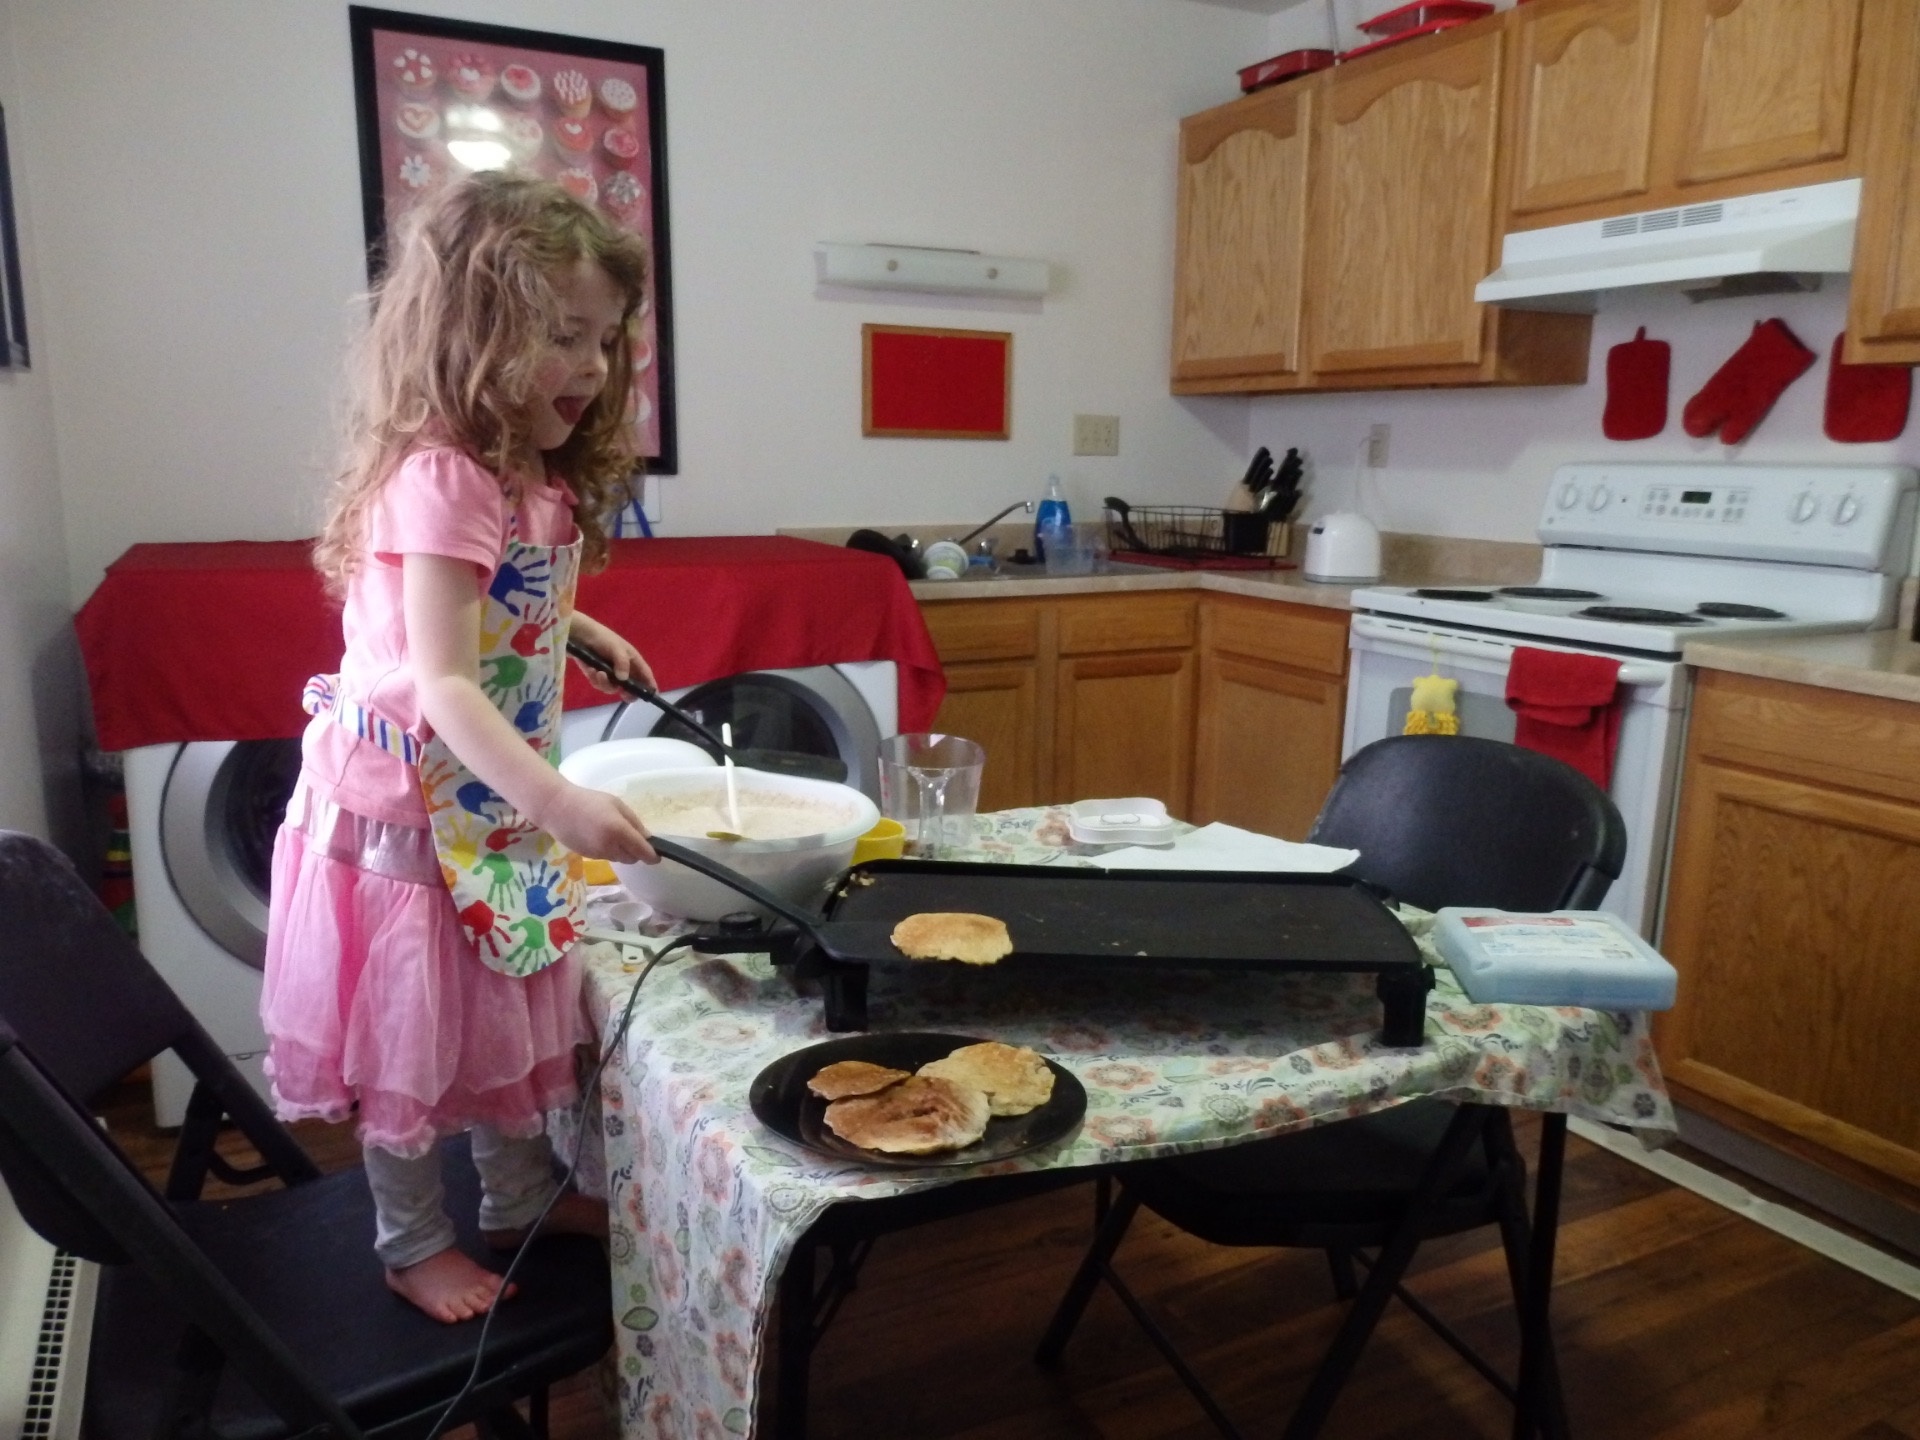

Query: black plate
<box><xmin>748</xmin><ymin>1032</ymin><xmax>1088</xmax><ymax>1170</ymax></box>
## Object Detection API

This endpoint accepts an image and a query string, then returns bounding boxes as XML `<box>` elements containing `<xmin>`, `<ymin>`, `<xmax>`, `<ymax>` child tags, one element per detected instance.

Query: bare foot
<box><xmin>483</xmin><ymin>1190</ymin><xmax>610</xmax><ymax>1251</ymax></box>
<box><xmin>385</xmin><ymin>1247</ymin><xmax>516</xmax><ymax>1323</ymax></box>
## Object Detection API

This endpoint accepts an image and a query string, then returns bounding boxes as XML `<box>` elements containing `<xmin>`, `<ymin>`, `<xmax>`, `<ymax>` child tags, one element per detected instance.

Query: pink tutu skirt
<box><xmin>262</xmin><ymin>779</ymin><xmax>591</xmax><ymax>1158</ymax></box>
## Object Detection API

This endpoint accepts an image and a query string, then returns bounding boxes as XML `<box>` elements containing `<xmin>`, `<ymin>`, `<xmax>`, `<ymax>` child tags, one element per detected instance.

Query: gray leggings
<box><xmin>362</xmin><ymin>1126</ymin><xmax>560</xmax><ymax>1270</ymax></box>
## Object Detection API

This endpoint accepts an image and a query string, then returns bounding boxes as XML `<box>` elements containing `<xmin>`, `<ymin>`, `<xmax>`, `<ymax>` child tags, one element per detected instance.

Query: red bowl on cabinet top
<box><xmin>1237</xmin><ymin>48</ymin><xmax>1337</xmax><ymax>93</ymax></box>
<box><xmin>1357</xmin><ymin>0</ymin><xmax>1495</xmax><ymax>35</ymax></box>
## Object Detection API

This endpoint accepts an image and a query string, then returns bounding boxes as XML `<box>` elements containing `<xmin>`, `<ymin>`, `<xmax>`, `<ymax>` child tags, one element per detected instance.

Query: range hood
<box><xmin>1475</xmin><ymin>179</ymin><xmax>1860</xmax><ymax>313</ymax></box>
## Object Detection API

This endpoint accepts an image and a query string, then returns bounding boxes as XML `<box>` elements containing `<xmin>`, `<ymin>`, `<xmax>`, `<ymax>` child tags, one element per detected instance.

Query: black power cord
<box><xmin>423</xmin><ymin>932</ymin><xmax>697</xmax><ymax>1440</ymax></box>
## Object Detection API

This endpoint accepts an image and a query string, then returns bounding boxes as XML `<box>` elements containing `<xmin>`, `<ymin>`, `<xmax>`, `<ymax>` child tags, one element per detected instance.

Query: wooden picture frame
<box><xmin>347</xmin><ymin>6</ymin><xmax>677</xmax><ymax>473</ymax></box>
<box><xmin>862</xmin><ymin>324</ymin><xmax>1012</xmax><ymax>439</ymax></box>
<box><xmin>0</xmin><ymin>104</ymin><xmax>29</xmax><ymax>369</ymax></box>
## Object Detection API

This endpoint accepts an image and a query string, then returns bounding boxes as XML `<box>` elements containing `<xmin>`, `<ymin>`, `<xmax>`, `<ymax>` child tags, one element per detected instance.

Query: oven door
<box><xmin>1342</xmin><ymin>613</ymin><xmax>1687</xmax><ymax>937</ymax></box>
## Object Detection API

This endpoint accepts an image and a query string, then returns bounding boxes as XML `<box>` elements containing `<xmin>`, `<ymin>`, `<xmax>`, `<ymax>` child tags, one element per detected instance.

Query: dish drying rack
<box><xmin>1104</xmin><ymin>502</ymin><xmax>1290</xmax><ymax>565</ymax></box>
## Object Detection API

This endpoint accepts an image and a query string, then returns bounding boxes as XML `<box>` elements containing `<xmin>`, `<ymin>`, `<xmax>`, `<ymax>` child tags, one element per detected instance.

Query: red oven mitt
<box><xmin>1602</xmin><ymin>326</ymin><xmax>1670</xmax><ymax>440</ymax></box>
<box><xmin>1683</xmin><ymin>318</ymin><xmax>1816</xmax><ymax>445</ymax></box>
<box><xmin>1823</xmin><ymin>333</ymin><xmax>1912</xmax><ymax>443</ymax></box>
<box><xmin>1505</xmin><ymin>646</ymin><xmax>1623</xmax><ymax>792</ymax></box>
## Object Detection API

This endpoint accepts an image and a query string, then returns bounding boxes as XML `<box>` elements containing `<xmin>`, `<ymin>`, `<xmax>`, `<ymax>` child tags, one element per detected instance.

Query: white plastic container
<box><xmin>604</xmin><ymin>767</ymin><xmax>879</xmax><ymax>922</ymax></box>
<box><xmin>1432</xmin><ymin>908</ymin><xmax>1677</xmax><ymax>1010</ymax></box>
<box><xmin>1068</xmin><ymin>797</ymin><xmax>1177</xmax><ymax>846</ymax></box>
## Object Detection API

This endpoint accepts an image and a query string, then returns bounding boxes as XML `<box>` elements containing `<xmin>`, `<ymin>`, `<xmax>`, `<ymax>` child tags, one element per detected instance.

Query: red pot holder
<box><xmin>1823</xmin><ymin>333</ymin><xmax>1912</xmax><ymax>443</ymax></box>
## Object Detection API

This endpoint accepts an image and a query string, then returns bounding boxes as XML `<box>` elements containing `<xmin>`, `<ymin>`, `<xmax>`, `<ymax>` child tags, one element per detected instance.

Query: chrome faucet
<box><xmin>956</xmin><ymin>499</ymin><xmax>1033</xmax><ymax>549</ymax></box>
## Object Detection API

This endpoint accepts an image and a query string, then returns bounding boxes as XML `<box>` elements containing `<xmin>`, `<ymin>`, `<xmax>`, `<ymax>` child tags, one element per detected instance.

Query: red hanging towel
<box><xmin>1504</xmin><ymin>646</ymin><xmax>1624</xmax><ymax>791</ymax></box>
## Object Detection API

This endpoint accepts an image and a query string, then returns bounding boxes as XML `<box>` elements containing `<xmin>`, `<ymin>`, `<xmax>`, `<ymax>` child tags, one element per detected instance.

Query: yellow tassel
<box><xmin>1404</xmin><ymin>671</ymin><xmax>1460</xmax><ymax>736</ymax></box>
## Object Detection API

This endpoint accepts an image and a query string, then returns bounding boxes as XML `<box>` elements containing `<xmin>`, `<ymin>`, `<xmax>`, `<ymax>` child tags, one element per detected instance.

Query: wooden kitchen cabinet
<box><xmin>1844</xmin><ymin>0</ymin><xmax>1920</xmax><ymax>364</ymax></box>
<box><xmin>1504</xmin><ymin>0</ymin><xmax>1664</xmax><ymax>219</ymax></box>
<box><xmin>1172</xmin><ymin>78</ymin><xmax>1311</xmax><ymax>386</ymax></box>
<box><xmin>1501</xmin><ymin>0</ymin><xmax>1868</xmax><ymax>231</ymax></box>
<box><xmin>1658</xmin><ymin>668</ymin><xmax>1920</xmax><ymax>1195</ymax></box>
<box><xmin>919</xmin><ymin>599</ymin><xmax>1050</xmax><ymax>812</ymax></box>
<box><xmin>1190</xmin><ymin>595</ymin><xmax>1349</xmax><ymax>840</ymax></box>
<box><xmin>920</xmin><ymin>592</ymin><xmax>1198</xmax><ymax>814</ymax></box>
<box><xmin>1171</xmin><ymin>12</ymin><xmax>1588</xmax><ymax>396</ymax></box>
<box><xmin>1052</xmin><ymin>595</ymin><xmax>1198</xmax><ymax>814</ymax></box>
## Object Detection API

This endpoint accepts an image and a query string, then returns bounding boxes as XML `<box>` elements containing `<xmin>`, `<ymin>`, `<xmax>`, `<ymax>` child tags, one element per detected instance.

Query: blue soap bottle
<box><xmin>1034</xmin><ymin>474</ymin><xmax>1072</xmax><ymax>563</ymax></box>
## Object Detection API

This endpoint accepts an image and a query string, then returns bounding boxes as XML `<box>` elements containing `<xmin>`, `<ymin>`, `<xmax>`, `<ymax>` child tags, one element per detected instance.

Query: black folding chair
<box><xmin>1036</xmin><ymin>736</ymin><xmax>1628</xmax><ymax>1439</ymax></box>
<box><xmin>0</xmin><ymin>829</ymin><xmax>613</xmax><ymax>1440</ymax></box>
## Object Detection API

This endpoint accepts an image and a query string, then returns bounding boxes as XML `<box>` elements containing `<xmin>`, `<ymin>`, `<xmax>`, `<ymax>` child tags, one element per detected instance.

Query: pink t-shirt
<box><xmin>302</xmin><ymin>447</ymin><xmax>580</xmax><ymax>826</ymax></box>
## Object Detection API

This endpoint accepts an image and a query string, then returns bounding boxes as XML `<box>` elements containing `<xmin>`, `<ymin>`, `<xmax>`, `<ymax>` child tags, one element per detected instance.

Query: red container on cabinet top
<box><xmin>1357</xmin><ymin>0</ymin><xmax>1495</xmax><ymax>36</ymax></box>
<box><xmin>1237</xmin><ymin>48</ymin><xmax>1337</xmax><ymax>93</ymax></box>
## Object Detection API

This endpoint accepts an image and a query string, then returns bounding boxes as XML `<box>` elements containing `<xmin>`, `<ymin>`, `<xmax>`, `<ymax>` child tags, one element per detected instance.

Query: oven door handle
<box><xmin>1349</xmin><ymin>614</ymin><xmax>1674</xmax><ymax>687</ymax></box>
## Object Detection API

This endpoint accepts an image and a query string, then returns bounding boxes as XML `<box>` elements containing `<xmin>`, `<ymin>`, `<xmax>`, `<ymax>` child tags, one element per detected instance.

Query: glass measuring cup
<box><xmin>877</xmin><ymin>734</ymin><xmax>986</xmax><ymax>859</ymax></box>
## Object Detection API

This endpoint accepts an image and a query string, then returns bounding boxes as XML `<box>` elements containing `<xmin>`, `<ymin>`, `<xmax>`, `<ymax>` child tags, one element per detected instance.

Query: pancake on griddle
<box><xmin>807</xmin><ymin>1059</ymin><xmax>910</xmax><ymax>1101</ymax></box>
<box><xmin>823</xmin><ymin>1074</ymin><xmax>991</xmax><ymax>1154</ymax></box>
<box><xmin>918</xmin><ymin>1041</ymin><xmax>1055</xmax><ymax>1116</ymax></box>
<box><xmin>890</xmin><ymin>912</ymin><xmax>1012</xmax><ymax>965</ymax></box>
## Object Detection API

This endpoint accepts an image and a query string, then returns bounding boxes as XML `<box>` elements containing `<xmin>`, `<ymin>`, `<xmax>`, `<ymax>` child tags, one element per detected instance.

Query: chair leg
<box><xmin>1281</xmin><ymin>1105</ymin><xmax>1492</xmax><ymax>1440</ymax></box>
<box><xmin>1034</xmin><ymin>1188</ymin><xmax>1142</xmax><ymax>1366</ymax></box>
<box><xmin>1512</xmin><ymin>1113</ymin><xmax>1571</xmax><ymax>1440</ymax></box>
<box><xmin>1324</xmin><ymin>1247</ymin><xmax>1360</xmax><ymax>1300</ymax></box>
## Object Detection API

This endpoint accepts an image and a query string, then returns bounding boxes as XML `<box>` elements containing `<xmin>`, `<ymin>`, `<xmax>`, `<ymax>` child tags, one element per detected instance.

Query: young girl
<box><xmin>263</xmin><ymin>171</ymin><xmax>658</xmax><ymax>1324</ymax></box>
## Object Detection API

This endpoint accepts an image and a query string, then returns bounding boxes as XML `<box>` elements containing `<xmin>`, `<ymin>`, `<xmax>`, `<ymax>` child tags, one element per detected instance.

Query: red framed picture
<box><xmin>862</xmin><ymin>325</ymin><xmax>1012</xmax><ymax>440</ymax></box>
<box><xmin>348</xmin><ymin>7</ymin><xmax>676</xmax><ymax>473</ymax></box>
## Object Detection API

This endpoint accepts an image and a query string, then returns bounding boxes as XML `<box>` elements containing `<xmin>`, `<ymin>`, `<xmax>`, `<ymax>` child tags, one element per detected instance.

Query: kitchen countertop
<box><xmin>1683</xmin><ymin>627</ymin><xmax>1920</xmax><ymax>707</ymax></box>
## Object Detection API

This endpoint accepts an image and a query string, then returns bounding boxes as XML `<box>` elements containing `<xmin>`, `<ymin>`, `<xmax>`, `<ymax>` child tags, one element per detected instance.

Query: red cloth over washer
<box><xmin>1503</xmin><ymin>646</ymin><xmax>1623</xmax><ymax>792</ymax></box>
<box><xmin>76</xmin><ymin>536</ymin><xmax>945</xmax><ymax>751</ymax></box>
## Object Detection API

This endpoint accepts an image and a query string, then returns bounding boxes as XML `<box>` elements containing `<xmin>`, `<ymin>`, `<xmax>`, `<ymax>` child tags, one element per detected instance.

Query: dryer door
<box><xmin>159</xmin><ymin>739</ymin><xmax>303</xmax><ymax>968</ymax></box>
<box><xmin>603</xmin><ymin>667</ymin><xmax>884</xmax><ymax>800</ymax></box>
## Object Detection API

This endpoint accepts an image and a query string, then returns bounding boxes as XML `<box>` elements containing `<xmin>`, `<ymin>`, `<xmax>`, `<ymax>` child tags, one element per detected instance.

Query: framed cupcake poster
<box><xmin>348</xmin><ymin>7</ymin><xmax>677</xmax><ymax>474</ymax></box>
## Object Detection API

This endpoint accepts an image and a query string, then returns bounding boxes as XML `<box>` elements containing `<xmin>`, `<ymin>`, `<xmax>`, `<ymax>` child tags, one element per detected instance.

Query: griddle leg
<box><xmin>1375</xmin><ymin>966</ymin><xmax>1435</xmax><ymax>1047</ymax></box>
<box><xmin>821</xmin><ymin>963</ymin><xmax>869</xmax><ymax>1032</ymax></box>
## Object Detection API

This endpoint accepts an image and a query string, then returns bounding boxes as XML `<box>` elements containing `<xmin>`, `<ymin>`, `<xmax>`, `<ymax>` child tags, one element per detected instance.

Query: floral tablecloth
<box><xmin>572</xmin><ymin>807</ymin><xmax>1674</xmax><ymax>1440</ymax></box>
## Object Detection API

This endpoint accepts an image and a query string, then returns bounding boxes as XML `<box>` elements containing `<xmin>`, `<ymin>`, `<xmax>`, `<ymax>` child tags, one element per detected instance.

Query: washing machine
<box><xmin>124</xmin><ymin>738</ymin><xmax>301</xmax><ymax>1127</ymax></box>
<box><xmin>127</xmin><ymin>659</ymin><xmax>899</xmax><ymax>1127</ymax></box>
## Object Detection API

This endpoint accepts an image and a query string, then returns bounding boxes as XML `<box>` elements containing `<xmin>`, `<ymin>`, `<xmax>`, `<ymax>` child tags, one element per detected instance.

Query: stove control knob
<box><xmin>1587</xmin><ymin>483</ymin><xmax>1611</xmax><ymax>511</ymax></box>
<box><xmin>1791</xmin><ymin>490</ymin><xmax>1819</xmax><ymax>523</ymax></box>
<box><xmin>1833</xmin><ymin>494</ymin><xmax>1860</xmax><ymax>525</ymax></box>
<box><xmin>1556</xmin><ymin>482</ymin><xmax>1581</xmax><ymax>511</ymax></box>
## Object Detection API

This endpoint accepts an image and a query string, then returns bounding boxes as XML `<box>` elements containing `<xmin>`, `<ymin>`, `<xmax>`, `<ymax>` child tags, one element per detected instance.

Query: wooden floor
<box><xmin>102</xmin><ymin>1082</ymin><xmax>1920</xmax><ymax>1440</ymax></box>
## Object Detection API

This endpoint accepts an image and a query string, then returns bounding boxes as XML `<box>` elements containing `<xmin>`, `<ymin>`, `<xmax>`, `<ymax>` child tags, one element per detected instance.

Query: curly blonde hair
<box><xmin>316</xmin><ymin>170</ymin><xmax>651</xmax><ymax>595</ymax></box>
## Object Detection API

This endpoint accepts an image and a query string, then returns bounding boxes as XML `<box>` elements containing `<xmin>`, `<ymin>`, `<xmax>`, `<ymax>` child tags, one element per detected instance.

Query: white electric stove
<box><xmin>1343</xmin><ymin>463</ymin><xmax>1918</xmax><ymax>937</ymax></box>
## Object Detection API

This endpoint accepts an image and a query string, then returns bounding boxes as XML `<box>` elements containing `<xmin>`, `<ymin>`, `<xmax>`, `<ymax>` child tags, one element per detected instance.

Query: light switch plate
<box><xmin>1073</xmin><ymin>414</ymin><xmax>1120</xmax><ymax>456</ymax></box>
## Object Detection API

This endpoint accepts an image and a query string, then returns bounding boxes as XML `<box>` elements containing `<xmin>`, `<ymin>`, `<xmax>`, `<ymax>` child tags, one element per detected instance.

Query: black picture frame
<box><xmin>347</xmin><ymin>6</ymin><xmax>676</xmax><ymax>474</ymax></box>
<box><xmin>0</xmin><ymin>104</ymin><xmax>30</xmax><ymax>369</ymax></box>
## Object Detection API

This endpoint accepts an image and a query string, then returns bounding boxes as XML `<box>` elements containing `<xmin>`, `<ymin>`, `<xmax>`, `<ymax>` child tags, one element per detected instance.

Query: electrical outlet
<box><xmin>1073</xmin><ymin>414</ymin><xmax>1120</xmax><ymax>457</ymax></box>
<box><xmin>1366</xmin><ymin>423</ymin><xmax>1390</xmax><ymax>468</ymax></box>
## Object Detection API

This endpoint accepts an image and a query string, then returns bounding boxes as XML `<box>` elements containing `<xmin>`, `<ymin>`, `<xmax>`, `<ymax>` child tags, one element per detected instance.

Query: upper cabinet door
<box><xmin>1308</xmin><ymin>24</ymin><xmax>1504</xmax><ymax>374</ymax></box>
<box><xmin>1846</xmin><ymin>0</ymin><xmax>1920</xmax><ymax>362</ymax></box>
<box><xmin>1172</xmin><ymin>83</ymin><xmax>1312</xmax><ymax>383</ymax></box>
<box><xmin>1661</xmin><ymin>0</ymin><xmax>1864</xmax><ymax>187</ymax></box>
<box><xmin>1507</xmin><ymin>0</ymin><xmax>1663</xmax><ymax>218</ymax></box>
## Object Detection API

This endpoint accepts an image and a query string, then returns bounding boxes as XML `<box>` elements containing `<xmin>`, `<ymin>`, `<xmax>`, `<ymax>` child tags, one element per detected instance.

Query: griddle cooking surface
<box><xmin>827</xmin><ymin>861</ymin><xmax>1422</xmax><ymax>973</ymax></box>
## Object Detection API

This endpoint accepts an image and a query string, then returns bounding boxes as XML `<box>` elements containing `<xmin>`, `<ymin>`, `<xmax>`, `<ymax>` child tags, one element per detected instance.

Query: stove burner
<box><xmin>1498</xmin><ymin>586</ymin><xmax>1604</xmax><ymax>601</ymax></box>
<box><xmin>1576</xmin><ymin>606</ymin><xmax>1706</xmax><ymax>626</ymax></box>
<box><xmin>1694</xmin><ymin>602</ymin><xmax>1787</xmax><ymax>620</ymax></box>
<box><xmin>1414</xmin><ymin>588</ymin><xmax>1496</xmax><ymax>601</ymax></box>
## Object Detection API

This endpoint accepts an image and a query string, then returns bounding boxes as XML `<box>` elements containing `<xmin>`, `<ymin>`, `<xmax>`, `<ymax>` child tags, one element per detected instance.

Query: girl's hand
<box><xmin>539</xmin><ymin>782</ymin><xmax>658</xmax><ymax>865</ymax></box>
<box><xmin>571</xmin><ymin>613</ymin><xmax>656</xmax><ymax>693</ymax></box>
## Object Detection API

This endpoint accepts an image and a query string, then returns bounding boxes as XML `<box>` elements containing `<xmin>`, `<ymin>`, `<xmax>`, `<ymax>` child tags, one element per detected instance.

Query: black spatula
<box><xmin>566</xmin><ymin>641</ymin><xmax>849</xmax><ymax>784</ymax></box>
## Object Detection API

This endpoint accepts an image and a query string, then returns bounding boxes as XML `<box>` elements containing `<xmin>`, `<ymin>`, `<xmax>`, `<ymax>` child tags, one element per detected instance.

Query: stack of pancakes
<box><xmin>808</xmin><ymin>1041</ymin><xmax>1055</xmax><ymax>1154</ymax></box>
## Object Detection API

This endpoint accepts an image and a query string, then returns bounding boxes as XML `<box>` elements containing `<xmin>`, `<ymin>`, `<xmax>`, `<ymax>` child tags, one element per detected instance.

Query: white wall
<box><xmin>11</xmin><ymin>0</ymin><xmax>1266</xmax><ymax>603</ymax></box>
<box><xmin>0</xmin><ymin>0</ymin><xmax>83</xmax><ymax>849</ymax></box>
<box><xmin>1250</xmin><ymin>286</ymin><xmax>1920</xmax><ymax>562</ymax></box>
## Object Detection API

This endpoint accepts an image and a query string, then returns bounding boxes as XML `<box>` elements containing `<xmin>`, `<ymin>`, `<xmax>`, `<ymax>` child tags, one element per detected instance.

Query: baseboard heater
<box><xmin>0</xmin><ymin>1180</ymin><xmax>97</xmax><ymax>1440</ymax></box>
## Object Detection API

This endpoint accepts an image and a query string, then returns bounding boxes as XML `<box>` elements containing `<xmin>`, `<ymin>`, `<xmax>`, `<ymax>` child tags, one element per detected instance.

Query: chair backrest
<box><xmin>0</xmin><ymin>830</ymin><xmax>317</xmax><ymax>1197</ymax></box>
<box><xmin>1307</xmin><ymin>736</ymin><xmax>1628</xmax><ymax>914</ymax></box>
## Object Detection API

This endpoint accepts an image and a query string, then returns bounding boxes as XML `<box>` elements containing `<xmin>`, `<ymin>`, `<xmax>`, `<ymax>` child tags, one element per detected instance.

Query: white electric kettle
<box><xmin>1303</xmin><ymin>511</ymin><xmax>1382</xmax><ymax>583</ymax></box>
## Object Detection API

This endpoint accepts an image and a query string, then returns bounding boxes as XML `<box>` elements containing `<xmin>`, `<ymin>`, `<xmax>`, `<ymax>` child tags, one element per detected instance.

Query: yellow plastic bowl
<box><xmin>852</xmin><ymin>817</ymin><xmax>907</xmax><ymax>866</ymax></box>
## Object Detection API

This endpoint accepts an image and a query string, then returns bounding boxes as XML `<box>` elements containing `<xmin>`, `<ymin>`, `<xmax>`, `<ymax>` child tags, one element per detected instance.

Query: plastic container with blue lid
<box><xmin>1432</xmin><ymin>908</ymin><xmax>1677</xmax><ymax>1011</ymax></box>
